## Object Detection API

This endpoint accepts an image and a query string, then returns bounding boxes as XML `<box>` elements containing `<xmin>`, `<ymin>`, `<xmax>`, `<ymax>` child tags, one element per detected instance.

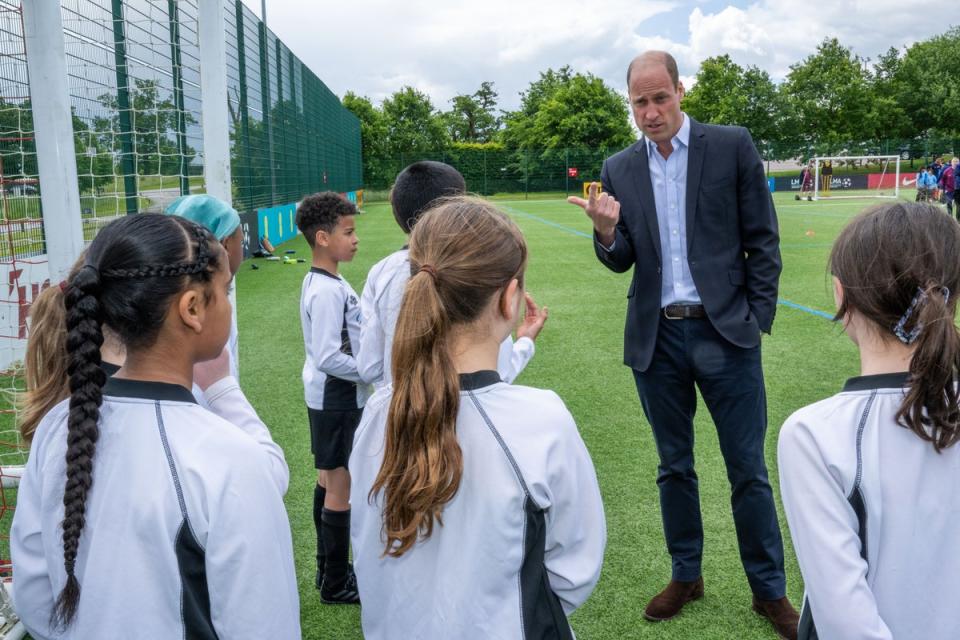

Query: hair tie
<box><xmin>58</xmin><ymin>280</ymin><xmax>68</xmax><ymax>292</ymax></box>
<box><xmin>892</xmin><ymin>286</ymin><xmax>950</xmax><ymax>345</ymax></box>
<box><xmin>418</xmin><ymin>264</ymin><xmax>438</xmax><ymax>281</ymax></box>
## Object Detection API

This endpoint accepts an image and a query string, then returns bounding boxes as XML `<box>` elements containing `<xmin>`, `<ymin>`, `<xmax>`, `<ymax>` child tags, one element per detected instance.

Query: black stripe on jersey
<box><xmin>103</xmin><ymin>377</ymin><xmax>197</xmax><ymax>404</ymax></box>
<box><xmin>176</xmin><ymin>520</ymin><xmax>219</xmax><ymax>640</ymax></box>
<box><xmin>799</xmin><ymin>390</ymin><xmax>876</xmax><ymax>640</ymax></box>
<box><xmin>323</xmin><ymin>299</ymin><xmax>359</xmax><ymax>410</ymax></box>
<box><xmin>155</xmin><ymin>402</ymin><xmax>218</xmax><ymax>639</ymax></box>
<box><xmin>520</xmin><ymin>497</ymin><xmax>575</xmax><ymax>640</ymax></box>
<box><xmin>468</xmin><ymin>391</ymin><xmax>574</xmax><ymax>640</ymax></box>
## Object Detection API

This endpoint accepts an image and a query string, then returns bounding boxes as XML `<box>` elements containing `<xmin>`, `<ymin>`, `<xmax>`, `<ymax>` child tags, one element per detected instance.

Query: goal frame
<box><xmin>813</xmin><ymin>155</ymin><xmax>901</xmax><ymax>201</ymax></box>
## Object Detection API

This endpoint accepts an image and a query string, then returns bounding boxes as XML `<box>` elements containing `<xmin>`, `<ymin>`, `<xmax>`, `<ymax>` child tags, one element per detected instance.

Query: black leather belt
<box><xmin>663</xmin><ymin>304</ymin><xmax>706</xmax><ymax>319</ymax></box>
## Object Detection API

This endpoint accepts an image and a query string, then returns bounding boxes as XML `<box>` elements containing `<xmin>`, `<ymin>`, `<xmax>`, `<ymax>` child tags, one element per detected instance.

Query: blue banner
<box><xmin>257</xmin><ymin>202</ymin><xmax>299</xmax><ymax>246</ymax></box>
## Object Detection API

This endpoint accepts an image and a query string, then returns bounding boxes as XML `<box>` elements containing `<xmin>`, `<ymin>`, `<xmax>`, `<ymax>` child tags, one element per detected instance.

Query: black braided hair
<box><xmin>52</xmin><ymin>214</ymin><xmax>220</xmax><ymax>628</ymax></box>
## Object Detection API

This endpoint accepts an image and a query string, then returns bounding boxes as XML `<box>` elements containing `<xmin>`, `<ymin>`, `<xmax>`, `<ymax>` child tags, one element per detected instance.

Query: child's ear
<box><xmin>832</xmin><ymin>276</ymin><xmax>844</xmax><ymax>312</ymax></box>
<box><xmin>498</xmin><ymin>278</ymin><xmax>521</xmax><ymax>323</ymax></box>
<box><xmin>177</xmin><ymin>287</ymin><xmax>205</xmax><ymax>334</ymax></box>
<box><xmin>314</xmin><ymin>229</ymin><xmax>328</xmax><ymax>247</ymax></box>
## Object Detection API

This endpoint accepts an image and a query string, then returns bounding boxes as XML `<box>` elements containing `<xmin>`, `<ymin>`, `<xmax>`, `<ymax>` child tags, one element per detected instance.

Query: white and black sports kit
<box><xmin>779</xmin><ymin>372</ymin><xmax>960</xmax><ymax>640</ymax></box>
<box><xmin>350</xmin><ymin>371</ymin><xmax>606</xmax><ymax>639</ymax></box>
<box><xmin>300</xmin><ymin>266</ymin><xmax>371</xmax><ymax>469</ymax></box>
<box><xmin>11</xmin><ymin>377</ymin><xmax>300</xmax><ymax>640</ymax></box>
<box><xmin>357</xmin><ymin>249</ymin><xmax>535</xmax><ymax>388</ymax></box>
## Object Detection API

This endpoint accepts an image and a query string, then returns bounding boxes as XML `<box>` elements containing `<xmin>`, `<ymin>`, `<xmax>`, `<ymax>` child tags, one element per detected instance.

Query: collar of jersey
<box><xmin>103</xmin><ymin>377</ymin><xmax>198</xmax><ymax>404</ymax></box>
<box><xmin>310</xmin><ymin>267</ymin><xmax>340</xmax><ymax>280</ymax></box>
<box><xmin>460</xmin><ymin>370</ymin><xmax>501</xmax><ymax>391</ymax></box>
<box><xmin>843</xmin><ymin>371</ymin><xmax>909</xmax><ymax>392</ymax></box>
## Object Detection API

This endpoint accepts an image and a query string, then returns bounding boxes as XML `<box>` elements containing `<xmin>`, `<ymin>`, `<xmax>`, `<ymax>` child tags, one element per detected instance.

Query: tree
<box><xmin>892</xmin><ymin>28</ymin><xmax>960</xmax><ymax>136</ymax></box>
<box><xmin>444</xmin><ymin>81</ymin><xmax>500</xmax><ymax>143</ymax></box>
<box><xmin>869</xmin><ymin>47</ymin><xmax>912</xmax><ymax>140</ymax></box>
<box><xmin>500</xmin><ymin>67</ymin><xmax>633</xmax><ymax>151</ymax></box>
<box><xmin>381</xmin><ymin>86</ymin><xmax>449</xmax><ymax>155</ymax></box>
<box><xmin>780</xmin><ymin>38</ymin><xmax>878</xmax><ymax>148</ymax></box>
<box><xmin>97</xmin><ymin>79</ymin><xmax>197</xmax><ymax>176</ymax></box>
<box><xmin>342</xmin><ymin>92</ymin><xmax>392</xmax><ymax>188</ymax></box>
<box><xmin>682</xmin><ymin>55</ymin><xmax>787</xmax><ymax>155</ymax></box>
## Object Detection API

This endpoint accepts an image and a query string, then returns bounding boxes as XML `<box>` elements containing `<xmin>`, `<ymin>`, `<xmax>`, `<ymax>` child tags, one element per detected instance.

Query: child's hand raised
<box><xmin>517</xmin><ymin>292</ymin><xmax>548</xmax><ymax>342</ymax></box>
<box><xmin>193</xmin><ymin>347</ymin><xmax>231</xmax><ymax>390</ymax></box>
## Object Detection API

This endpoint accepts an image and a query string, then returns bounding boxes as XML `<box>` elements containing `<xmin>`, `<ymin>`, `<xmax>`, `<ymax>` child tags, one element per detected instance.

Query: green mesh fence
<box><xmin>225</xmin><ymin>1</ymin><xmax>361</xmax><ymax>214</ymax></box>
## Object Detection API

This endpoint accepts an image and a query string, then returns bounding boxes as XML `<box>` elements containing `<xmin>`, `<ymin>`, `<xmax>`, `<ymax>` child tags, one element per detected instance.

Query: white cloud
<box><xmin>250</xmin><ymin>0</ymin><xmax>954</xmax><ymax>112</ymax></box>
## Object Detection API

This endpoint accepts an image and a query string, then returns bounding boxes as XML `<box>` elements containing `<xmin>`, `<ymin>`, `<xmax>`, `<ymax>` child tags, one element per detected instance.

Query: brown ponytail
<box><xmin>19</xmin><ymin>283</ymin><xmax>71</xmax><ymax>443</ymax></box>
<box><xmin>371</xmin><ymin>196</ymin><xmax>527</xmax><ymax>557</ymax></box>
<box><xmin>831</xmin><ymin>202</ymin><xmax>960</xmax><ymax>451</ymax></box>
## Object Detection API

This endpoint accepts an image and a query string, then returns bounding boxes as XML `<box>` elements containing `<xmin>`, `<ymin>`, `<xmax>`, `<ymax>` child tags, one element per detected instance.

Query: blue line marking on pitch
<box><xmin>501</xmin><ymin>203</ymin><xmax>834</xmax><ymax>322</ymax></box>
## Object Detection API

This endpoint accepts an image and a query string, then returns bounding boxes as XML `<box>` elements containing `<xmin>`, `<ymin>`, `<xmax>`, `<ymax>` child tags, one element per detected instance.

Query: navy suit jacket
<box><xmin>595</xmin><ymin>118</ymin><xmax>782</xmax><ymax>372</ymax></box>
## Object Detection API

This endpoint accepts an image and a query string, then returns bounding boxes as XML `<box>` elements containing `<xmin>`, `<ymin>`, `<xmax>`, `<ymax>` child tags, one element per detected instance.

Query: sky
<box><xmin>245</xmin><ymin>0</ymin><xmax>953</xmax><ymax>112</ymax></box>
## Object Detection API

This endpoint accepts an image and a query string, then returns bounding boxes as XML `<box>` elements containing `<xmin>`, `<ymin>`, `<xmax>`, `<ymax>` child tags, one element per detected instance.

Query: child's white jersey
<box><xmin>778</xmin><ymin>372</ymin><xmax>960</xmax><ymax>640</ymax></box>
<box><xmin>357</xmin><ymin>249</ymin><xmax>534</xmax><ymax>387</ymax></box>
<box><xmin>301</xmin><ymin>267</ymin><xmax>371</xmax><ymax>409</ymax></box>
<box><xmin>350</xmin><ymin>371</ymin><xmax>606</xmax><ymax>640</ymax></box>
<box><xmin>10</xmin><ymin>377</ymin><xmax>300</xmax><ymax>640</ymax></box>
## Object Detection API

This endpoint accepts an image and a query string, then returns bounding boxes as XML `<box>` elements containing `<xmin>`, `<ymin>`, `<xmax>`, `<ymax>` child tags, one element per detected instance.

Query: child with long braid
<box><xmin>10</xmin><ymin>214</ymin><xmax>299</xmax><ymax>639</ymax></box>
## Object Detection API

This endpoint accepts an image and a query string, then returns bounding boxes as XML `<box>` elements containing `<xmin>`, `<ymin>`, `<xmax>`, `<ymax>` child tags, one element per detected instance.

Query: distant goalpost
<box><xmin>813</xmin><ymin>155</ymin><xmax>901</xmax><ymax>201</ymax></box>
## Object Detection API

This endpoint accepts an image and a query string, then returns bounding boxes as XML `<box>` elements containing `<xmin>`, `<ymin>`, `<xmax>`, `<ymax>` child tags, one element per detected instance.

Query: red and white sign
<box><xmin>567</xmin><ymin>167</ymin><xmax>579</xmax><ymax>178</ymax></box>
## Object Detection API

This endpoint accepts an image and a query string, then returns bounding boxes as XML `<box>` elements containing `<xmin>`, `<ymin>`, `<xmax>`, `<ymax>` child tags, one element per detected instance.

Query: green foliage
<box><xmin>443</xmin><ymin>81</ymin><xmax>501</xmax><ymax>143</ymax></box>
<box><xmin>343</xmin><ymin>92</ymin><xmax>393</xmax><ymax>188</ymax></box>
<box><xmin>96</xmin><ymin>79</ymin><xmax>197</xmax><ymax>177</ymax></box>
<box><xmin>0</xmin><ymin>99</ymin><xmax>113</xmax><ymax>196</ymax></box>
<box><xmin>893</xmin><ymin>28</ymin><xmax>960</xmax><ymax>135</ymax></box>
<box><xmin>381</xmin><ymin>86</ymin><xmax>449</xmax><ymax>154</ymax></box>
<box><xmin>682</xmin><ymin>55</ymin><xmax>784</xmax><ymax>150</ymax></box>
<box><xmin>781</xmin><ymin>38</ymin><xmax>878</xmax><ymax>146</ymax></box>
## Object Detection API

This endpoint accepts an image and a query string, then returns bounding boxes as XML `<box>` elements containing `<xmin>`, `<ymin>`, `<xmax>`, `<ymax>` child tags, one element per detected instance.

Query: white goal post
<box><xmin>813</xmin><ymin>155</ymin><xmax>901</xmax><ymax>201</ymax></box>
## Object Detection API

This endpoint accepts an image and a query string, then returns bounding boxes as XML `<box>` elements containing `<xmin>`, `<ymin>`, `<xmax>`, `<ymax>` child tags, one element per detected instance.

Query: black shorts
<box><xmin>308</xmin><ymin>407</ymin><xmax>363</xmax><ymax>470</ymax></box>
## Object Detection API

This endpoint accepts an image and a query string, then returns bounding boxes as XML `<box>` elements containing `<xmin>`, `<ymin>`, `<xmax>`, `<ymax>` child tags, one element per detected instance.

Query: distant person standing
<box><xmin>797</xmin><ymin>162</ymin><xmax>814</xmax><ymax>201</ymax></box>
<box><xmin>820</xmin><ymin>160</ymin><xmax>833</xmax><ymax>196</ymax></box>
<box><xmin>938</xmin><ymin>157</ymin><xmax>958</xmax><ymax>218</ymax></box>
<box><xmin>567</xmin><ymin>50</ymin><xmax>798</xmax><ymax>639</ymax></box>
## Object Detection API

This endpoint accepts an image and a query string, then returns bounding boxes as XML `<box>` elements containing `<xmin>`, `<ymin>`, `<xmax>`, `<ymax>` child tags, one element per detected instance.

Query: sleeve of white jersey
<box><xmin>542</xmin><ymin>399</ymin><xmax>606</xmax><ymax>615</ymax></box>
<box><xmin>10</xmin><ymin>440</ymin><xmax>56</xmax><ymax>638</ymax></box>
<box><xmin>205</xmin><ymin>449</ymin><xmax>301</xmax><ymax>639</ymax></box>
<box><xmin>497</xmin><ymin>336</ymin><xmax>535</xmax><ymax>384</ymax></box>
<box><xmin>356</xmin><ymin>269</ymin><xmax>385</xmax><ymax>386</ymax></box>
<box><xmin>309</xmin><ymin>288</ymin><xmax>363</xmax><ymax>383</ymax></box>
<box><xmin>778</xmin><ymin>416</ymin><xmax>893</xmax><ymax>640</ymax></box>
<box><xmin>202</xmin><ymin>376</ymin><xmax>289</xmax><ymax>496</ymax></box>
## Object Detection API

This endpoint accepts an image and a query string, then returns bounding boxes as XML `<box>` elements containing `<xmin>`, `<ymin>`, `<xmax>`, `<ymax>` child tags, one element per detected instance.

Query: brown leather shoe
<box><xmin>752</xmin><ymin>596</ymin><xmax>800</xmax><ymax>640</ymax></box>
<box><xmin>643</xmin><ymin>577</ymin><xmax>704</xmax><ymax>621</ymax></box>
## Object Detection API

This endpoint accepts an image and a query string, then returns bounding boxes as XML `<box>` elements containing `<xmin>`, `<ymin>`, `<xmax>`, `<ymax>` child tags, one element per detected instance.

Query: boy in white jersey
<box><xmin>357</xmin><ymin>161</ymin><xmax>547</xmax><ymax>388</ymax></box>
<box><xmin>350</xmin><ymin>197</ymin><xmax>605</xmax><ymax>639</ymax></box>
<box><xmin>778</xmin><ymin>202</ymin><xmax>960</xmax><ymax>639</ymax></box>
<box><xmin>296</xmin><ymin>192</ymin><xmax>370</xmax><ymax>604</ymax></box>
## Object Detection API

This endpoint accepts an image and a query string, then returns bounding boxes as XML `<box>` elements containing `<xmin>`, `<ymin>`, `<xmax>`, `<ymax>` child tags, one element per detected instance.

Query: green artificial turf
<box><xmin>234</xmin><ymin>191</ymin><xmax>907</xmax><ymax>639</ymax></box>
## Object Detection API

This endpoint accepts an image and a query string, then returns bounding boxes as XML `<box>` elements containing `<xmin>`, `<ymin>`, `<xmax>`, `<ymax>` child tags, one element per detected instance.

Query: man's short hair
<box><xmin>296</xmin><ymin>191</ymin><xmax>357</xmax><ymax>247</ymax></box>
<box><xmin>627</xmin><ymin>51</ymin><xmax>680</xmax><ymax>88</ymax></box>
<box><xmin>390</xmin><ymin>161</ymin><xmax>466</xmax><ymax>234</ymax></box>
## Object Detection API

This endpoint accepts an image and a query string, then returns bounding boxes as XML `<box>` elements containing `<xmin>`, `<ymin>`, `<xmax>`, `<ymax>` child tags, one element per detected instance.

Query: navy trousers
<box><xmin>632</xmin><ymin>315</ymin><xmax>786</xmax><ymax>600</ymax></box>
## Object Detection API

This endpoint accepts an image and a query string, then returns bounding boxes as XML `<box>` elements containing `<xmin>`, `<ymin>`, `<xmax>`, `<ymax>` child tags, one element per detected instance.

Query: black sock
<box><xmin>314</xmin><ymin>484</ymin><xmax>326</xmax><ymax>567</ymax></box>
<box><xmin>321</xmin><ymin>507</ymin><xmax>351</xmax><ymax>588</ymax></box>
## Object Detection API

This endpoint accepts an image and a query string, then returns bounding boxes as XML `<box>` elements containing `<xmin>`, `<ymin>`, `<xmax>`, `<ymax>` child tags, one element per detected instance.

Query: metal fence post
<box><xmin>198</xmin><ymin>0</ymin><xmax>232</xmax><ymax>204</ymax></box>
<box><xmin>22</xmin><ymin>0</ymin><xmax>85</xmax><ymax>279</ymax></box>
<box><xmin>110</xmin><ymin>0</ymin><xmax>138</xmax><ymax>214</ymax></box>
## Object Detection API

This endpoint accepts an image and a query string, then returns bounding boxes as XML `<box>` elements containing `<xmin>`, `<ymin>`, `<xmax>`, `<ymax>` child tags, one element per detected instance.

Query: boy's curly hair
<box><xmin>296</xmin><ymin>192</ymin><xmax>358</xmax><ymax>246</ymax></box>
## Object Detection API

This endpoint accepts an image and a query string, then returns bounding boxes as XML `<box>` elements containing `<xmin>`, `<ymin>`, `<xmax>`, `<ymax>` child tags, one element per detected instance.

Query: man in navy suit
<box><xmin>569</xmin><ymin>51</ymin><xmax>798</xmax><ymax>639</ymax></box>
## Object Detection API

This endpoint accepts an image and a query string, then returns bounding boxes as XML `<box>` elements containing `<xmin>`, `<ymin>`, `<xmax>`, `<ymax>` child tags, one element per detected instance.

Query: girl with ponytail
<box><xmin>778</xmin><ymin>202</ymin><xmax>960</xmax><ymax>640</ymax></box>
<box><xmin>10</xmin><ymin>214</ymin><xmax>299</xmax><ymax>639</ymax></box>
<box><xmin>349</xmin><ymin>196</ymin><xmax>606</xmax><ymax>639</ymax></box>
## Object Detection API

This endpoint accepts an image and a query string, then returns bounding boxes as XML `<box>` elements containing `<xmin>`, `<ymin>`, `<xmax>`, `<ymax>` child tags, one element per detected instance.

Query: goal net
<box><xmin>813</xmin><ymin>155</ymin><xmax>901</xmax><ymax>201</ymax></box>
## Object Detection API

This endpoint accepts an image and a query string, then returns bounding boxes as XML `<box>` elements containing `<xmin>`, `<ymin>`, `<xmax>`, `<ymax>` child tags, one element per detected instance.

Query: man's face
<box><xmin>628</xmin><ymin>63</ymin><xmax>684</xmax><ymax>145</ymax></box>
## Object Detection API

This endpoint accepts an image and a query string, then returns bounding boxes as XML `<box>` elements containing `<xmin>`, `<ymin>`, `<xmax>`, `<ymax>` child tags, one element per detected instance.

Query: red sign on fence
<box><xmin>567</xmin><ymin>167</ymin><xmax>579</xmax><ymax>178</ymax></box>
